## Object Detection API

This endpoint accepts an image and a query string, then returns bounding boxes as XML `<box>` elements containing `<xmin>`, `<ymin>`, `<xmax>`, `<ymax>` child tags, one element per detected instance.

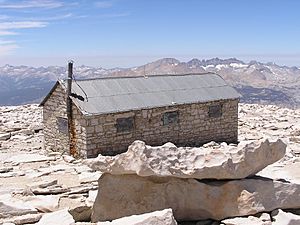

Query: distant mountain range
<box><xmin>1</xmin><ymin>58</ymin><xmax>300</xmax><ymax>107</ymax></box>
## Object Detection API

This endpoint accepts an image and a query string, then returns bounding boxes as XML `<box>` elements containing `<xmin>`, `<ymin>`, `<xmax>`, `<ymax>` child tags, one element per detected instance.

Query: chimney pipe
<box><xmin>66</xmin><ymin>61</ymin><xmax>73</xmax><ymax>118</ymax></box>
<box><xmin>66</xmin><ymin>61</ymin><xmax>77</xmax><ymax>157</ymax></box>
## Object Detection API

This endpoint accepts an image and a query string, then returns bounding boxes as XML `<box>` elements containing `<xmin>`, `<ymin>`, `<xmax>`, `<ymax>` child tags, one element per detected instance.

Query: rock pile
<box><xmin>0</xmin><ymin>105</ymin><xmax>101</xmax><ymax>225</ymax></box>
<box><xmin>88</xmin><ymin>139</ymin><xmax>300</xmax><ymax>223</ymax></box>
<box><xmin>1</xmin><ymin>103</ymin><xmax>300</xmax><ymax>225</ymax></box>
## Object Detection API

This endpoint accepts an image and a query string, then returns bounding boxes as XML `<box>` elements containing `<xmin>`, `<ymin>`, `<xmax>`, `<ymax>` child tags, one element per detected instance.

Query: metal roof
<box><xmin>62</xmin><ymin>73</ymin><xmax>240</xmax><ymax>115</ymax></box>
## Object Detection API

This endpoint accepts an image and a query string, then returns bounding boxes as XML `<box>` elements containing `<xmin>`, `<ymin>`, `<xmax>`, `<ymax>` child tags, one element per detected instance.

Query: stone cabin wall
<box><xmin>84</xmin><ymin>98</ymin><xmax>239</xmax><ymax>158</ymax></box>
<box><xmin>43</xmin><ymin>84</ymin><xmax>87</xmax><ymax>157</ymax></box>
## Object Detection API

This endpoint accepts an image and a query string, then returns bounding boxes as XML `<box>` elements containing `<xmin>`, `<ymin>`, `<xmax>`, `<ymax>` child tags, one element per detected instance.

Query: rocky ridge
<box><xmin>0</xmin><ymin>103</ymin><xmax>300</xmax><ymax>224</ymax></box>
<box><xmin>1</xmin><ymin>57</ymin><xmax>300</xmax><ymax>107</ymax></box>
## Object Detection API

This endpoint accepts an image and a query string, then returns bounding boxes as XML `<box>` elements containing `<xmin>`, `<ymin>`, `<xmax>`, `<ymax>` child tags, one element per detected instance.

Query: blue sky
<box><xmin>0</xmin><ymin>0</ymin><xmax>300</xmax><ymax>67</ymax></box>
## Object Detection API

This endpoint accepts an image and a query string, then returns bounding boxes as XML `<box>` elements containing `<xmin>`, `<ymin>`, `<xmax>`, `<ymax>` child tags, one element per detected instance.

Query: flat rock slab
<box><xmin>79</xmin><ymin>172</ymin><xmax>102</xmax><ymax>184</ymax></box>
<box><xmin>92</xmin><ymin>174</ymin><xmax>300</xmax><ymax>222</ymax></box>
<box><xmin>0</xmin><ymin>167</ymin><xmax>13</xmax><ymax>173</ymax></box>
<box><xmin>26</xmin><ymin>179</ymin><xmax>58</xmax><ymax>189</ymax></box>
<box><xmin>258</xmin><ymin>159</ymin><xmax>300</xmax><ymax>184</ymax></box>
<box><xmin>222</xmin><ymin>213</ymin><xmax>272</xmax><ymax>225</ymax></box>
<box><xmin>0</xmin><ymin>194</ymin><xmax>37</xmax><ymax>219</ymax></box>
<box><xmin>2</xmin><ymin>153</ymin><xmax>55</xmax><ymax>164</ymax></box>
<box><xmin>20</xmin><ymin>195</ymin><xmax>60</xmax><ymax>212</ymax></box>
<box><xmin>35</xmin><ymin>209</ymin><xmax>74</xmax><ymax>225</ymax></box>
<box><xmin>32</xmin><ymin>186</ymin><xmax>70</xmax><ymax>195</ymax></box>
<box><xmin>87</xmin><ymin>139</ymin><xmax>286</xmax><ymax>179</ymax></box>
<box><xmin>0</xmin><ymin>213</ymin><xmax>42</xmax><ymax>225</ymax></box>
<box><xmin>98</xmin><ymin>208</ymin><xmax>177</xmax><ymax>225</ymax></box>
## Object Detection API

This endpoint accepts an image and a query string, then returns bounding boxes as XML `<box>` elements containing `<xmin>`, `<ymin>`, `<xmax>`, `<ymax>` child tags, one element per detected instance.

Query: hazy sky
<box><xmin>0</xmin><ymin>0</ymin><xmax>300</xmax><ymax>68</ymax></box>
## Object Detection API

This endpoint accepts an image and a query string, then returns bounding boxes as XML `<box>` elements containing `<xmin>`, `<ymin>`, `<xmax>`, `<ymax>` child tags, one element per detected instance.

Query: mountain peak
<box><xmin>154</xmin><ymin>58</ymin><xmax>180</xmax><ymax>65</ymax></box>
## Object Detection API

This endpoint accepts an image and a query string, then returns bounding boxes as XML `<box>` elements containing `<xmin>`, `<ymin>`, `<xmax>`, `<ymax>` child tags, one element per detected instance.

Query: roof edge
<box><xmin>67</xmin><ymin>72</ymin><xmax>217</xmax><ymax>82</ymax></box>
<box><xmin>39</xmin><ymin>81</ymin><xmax>60</xmax><ymax>106</ymax></box>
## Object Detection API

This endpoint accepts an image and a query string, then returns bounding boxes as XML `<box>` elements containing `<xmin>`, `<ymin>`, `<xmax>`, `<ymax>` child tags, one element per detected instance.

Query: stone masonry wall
<box><xmin>43</xmin><ymin>84</ymin><xmax>69</xmax><ymax>154</ymax></box>
<box><xmin>72</xmin><ymin>104</ymin><xmax>88</xmax><ymax>158</ymax></box>
<box><xmin>84</xmin><ymin>99</ymin><xmax>239</xmax><ymax>158</ymax></box>
<box><xmin>43</xmin><ymin>84</ymin><xmax>87</xmax><ymax>157</ymax></box>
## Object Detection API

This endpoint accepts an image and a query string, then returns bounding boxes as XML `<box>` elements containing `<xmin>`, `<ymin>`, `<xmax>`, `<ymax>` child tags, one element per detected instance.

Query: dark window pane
<box><xmin>163</xmin><ymin>111</ymin><xmax>179</xmax><ymax>125</ymax></box>
<box><xmin>116</xmin><ymin>117</ymin><xmax>134</xmax><ymax>132</ymax></box>
<box><xmin>57</xmin><ymin>117</ymin><xmax>68</xmax><ymax>134</ymax></box>
<box><xmin>209</xmin><ymin>105</ymin><xmax>222</xmax><ymax>118</ymax></box>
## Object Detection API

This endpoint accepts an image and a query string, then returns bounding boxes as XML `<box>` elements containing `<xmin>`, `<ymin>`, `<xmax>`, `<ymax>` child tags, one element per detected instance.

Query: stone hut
<box><xmin>40</xmin><ymin>73</ymin><xmax>240</xmax><ymax>158</ymax></box>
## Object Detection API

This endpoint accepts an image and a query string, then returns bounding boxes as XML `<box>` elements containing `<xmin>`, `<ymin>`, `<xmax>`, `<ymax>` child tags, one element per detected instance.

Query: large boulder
<box><xmin>91</xmin><ymin>174</ymin><xmax>300</xmax><ymax>222</ymax></box>
<box><xmin>98</xmin><ymin>208</ymin><xmax>177</xmax><ymax>225</ymax></box>
<box><xmin>87</xmin><ymin>139</ymin><xmax>286</xmax><ymax>179</ymax></box>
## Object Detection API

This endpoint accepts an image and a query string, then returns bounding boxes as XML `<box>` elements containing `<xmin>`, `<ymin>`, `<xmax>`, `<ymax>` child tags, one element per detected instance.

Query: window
<box><xmin>116</xmin><ymin>117</ymin><xmax>134</xmax><ymax>132</ymax></box>
<box><xmin>57</xmin><ymin>117</ymin><xmax>68</xmax><ymax>134</ymax></box>
<box><xmin>163</xmin><ymin>111</ymin><xmax>179</xmax><ymax>125</ymax></box>
<box><xmin>208</xmin><ymin>105</ymin><xmax>222</xmax><ymax>118</ymax></box>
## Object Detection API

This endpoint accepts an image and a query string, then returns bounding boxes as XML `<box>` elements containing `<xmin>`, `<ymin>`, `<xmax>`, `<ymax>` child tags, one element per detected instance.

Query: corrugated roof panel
<box><xmin>70</xmin><ymin>73</ymin><xmax>240</xmax><ymax>115</ymax></box>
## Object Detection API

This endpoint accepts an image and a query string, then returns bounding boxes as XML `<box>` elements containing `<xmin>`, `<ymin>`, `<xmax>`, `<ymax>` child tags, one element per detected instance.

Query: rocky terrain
<box><xmin>1</xmin><ymin>58</ymin><xmax>300</xmax><ymax>107</ymax></box>
<box><xmin>0</xmin><ymin>103</ymin><xmax>300</xmax><ymax>224</ymax></box>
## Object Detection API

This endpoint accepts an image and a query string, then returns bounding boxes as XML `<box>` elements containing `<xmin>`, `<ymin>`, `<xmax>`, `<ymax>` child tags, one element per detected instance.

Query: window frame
<box><xmin>162</xmin><ymin>111</ymin><xmax>179</xmax><ymax>125</ymax></box>
<box><xmin>116</xmin><ymin>116</ymin><xmax>135</xmax><ymax>133</ymax></box>
<box><xmin>57</xmin><ymin>117</ymin><xmax>68</xmax><ymax>134</ymax></box>
<box><xmin>208</xmin><ymin>104</ymin><xmax>223</xmax><ymax>118</ymax></box>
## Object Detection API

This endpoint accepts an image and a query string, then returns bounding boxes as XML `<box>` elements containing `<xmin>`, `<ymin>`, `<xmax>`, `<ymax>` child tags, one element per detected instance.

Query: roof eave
<box><xmin>39</xmin><ymin>81</ymin><xmax>61</xmax><ymax>106</ymax></box>
<box><xmin>79</xmin><ymin>96</ymin><xmax>240</xmax><ymax>117</ymax></box>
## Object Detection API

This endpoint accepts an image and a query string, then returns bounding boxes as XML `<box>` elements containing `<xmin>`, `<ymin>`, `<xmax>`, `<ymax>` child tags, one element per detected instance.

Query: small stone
<box><xmin>69</xmin><ymin>205</ymin><xmax>92</xmax><ymax>222</ymax></box>
<box><xmin>27</xmin><ymin>179</ymin><xmax>58</xmax><ymax>189</ymax></box>
<box><xmin>63</xmin><ymin>155</ymin><xmax>75</xmax><ymax>163</ymax></box>
<box><xmin>0</xmin><ymin>167</ymin><xmax>13</xmax><ymax>173</ymax></box>
<box><xmin>271</xmin><ymin>209</ymin><xmax>300</xmax><ymax>225</ymax></box>
<box><xmin>0</xmin><ymin>133</ymin><xmax>11</xmax><ymax>141</ymax></box>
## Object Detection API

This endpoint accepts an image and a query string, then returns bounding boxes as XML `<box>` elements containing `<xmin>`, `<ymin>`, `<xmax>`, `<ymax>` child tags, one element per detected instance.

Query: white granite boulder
<box><xmin>87</xmin><ymin>139</ymin><xmax>286</xmax><ymax>179</ymax></box>
<box><xmin>91</xmin><ymin>174</ymin><xmax>300</xmax><ymax>222</ymax></box>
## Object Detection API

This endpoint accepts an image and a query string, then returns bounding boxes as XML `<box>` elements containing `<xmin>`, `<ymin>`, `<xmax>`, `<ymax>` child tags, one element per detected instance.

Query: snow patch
<box><xmin>216</xmin><ymin>64</ymin><xmax>228</xmax><ymax>70</ymax></box>
<box><xmin>202</xmin><ymin>65</ymin><xmax>215</xmax><ymax>70</ymax></box>
<box><xmin>230</xmin><ymin>63</ymin><xmax>248</xmax><ymax>68</ymax></box>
